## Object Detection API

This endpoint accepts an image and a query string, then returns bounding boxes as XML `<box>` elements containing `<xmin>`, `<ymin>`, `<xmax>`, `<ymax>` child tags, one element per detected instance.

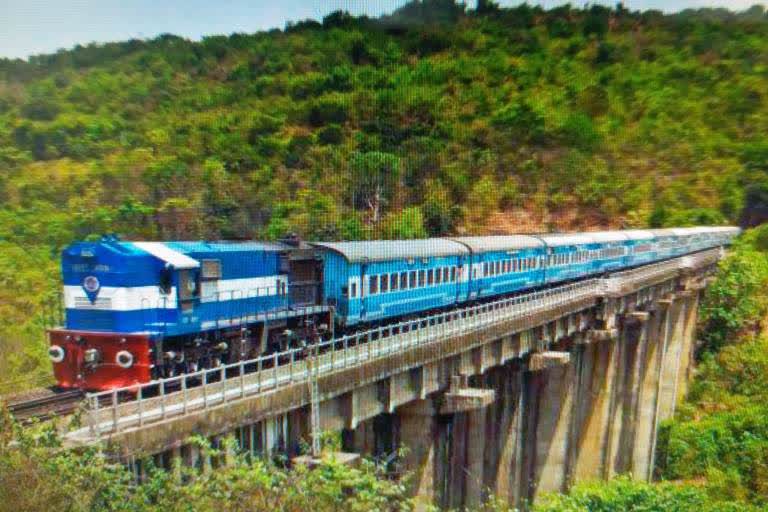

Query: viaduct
<box><xmin>66</xmin><ymin>248</ymin><xmax>721</xmax><ymax>510</ymax></box>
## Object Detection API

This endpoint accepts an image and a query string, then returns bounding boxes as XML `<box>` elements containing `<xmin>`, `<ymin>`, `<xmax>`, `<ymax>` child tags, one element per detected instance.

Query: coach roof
<box><xmin>312</xmin><ymin>239</ymin><xmax>469</xmax><ymax>263</ymax></box>
<box><xmin>449</xmin><ymin>235</ymin><xmax>545</xmax><ymax>252</ymax></box>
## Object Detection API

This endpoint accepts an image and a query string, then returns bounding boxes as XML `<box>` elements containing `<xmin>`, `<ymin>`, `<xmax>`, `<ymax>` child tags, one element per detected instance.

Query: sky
<box><xmin>1</xmin><ymin>0</ymin><xmax>763</xmax><ymax>60</ymax></box>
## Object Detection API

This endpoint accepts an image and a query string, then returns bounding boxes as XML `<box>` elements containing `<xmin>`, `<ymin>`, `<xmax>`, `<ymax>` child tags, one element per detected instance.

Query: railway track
<box><xmin>4</xmin><ymin>388</ymin><xmax>86</xmax><ymax>423</ymax></box>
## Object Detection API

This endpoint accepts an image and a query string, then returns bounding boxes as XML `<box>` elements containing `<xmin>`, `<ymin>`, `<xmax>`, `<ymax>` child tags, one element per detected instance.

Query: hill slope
<box><xmin>2</xmin><ymin>0</ymin><xmax>768</xmax><ymax>386</ymax></box>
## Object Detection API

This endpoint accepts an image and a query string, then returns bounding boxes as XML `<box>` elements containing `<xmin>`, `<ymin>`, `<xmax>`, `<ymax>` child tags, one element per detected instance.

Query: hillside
<box><xmin>1</xmin><ymin>0</ymin><xmax>768</xmax><ymax>386</ymax></box>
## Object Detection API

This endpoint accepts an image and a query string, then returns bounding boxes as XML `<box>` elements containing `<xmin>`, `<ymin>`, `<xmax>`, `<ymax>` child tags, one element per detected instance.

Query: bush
<box><xmin>0</xmin><ymin>410</ymin><xmax>412</xmax><ymax>512</ymax></box>
<box><xmin>698</xmin><ymin>243</ymin><xmax>768</xmax><ymax>354</ymax></box>
<box><xmin>534</xmin><ymin>476</ymin><xmax>759</xmax><ymax>512</ymax></box>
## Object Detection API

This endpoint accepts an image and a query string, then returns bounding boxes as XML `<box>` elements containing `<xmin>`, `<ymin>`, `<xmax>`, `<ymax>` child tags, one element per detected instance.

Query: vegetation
<box><xmin>0</xmin><ymin>410</ymin><xmax>410</xmax><ymax>512</ymax></box>
<box><xmin>534</xmin><ymin>476</ymin><xmax>762</xmax><ymax>512</ymax></box>
<box><xmin>647</xmin><ymin>226</ymin><xmax>768</xmax><ymax>507</ymax></box>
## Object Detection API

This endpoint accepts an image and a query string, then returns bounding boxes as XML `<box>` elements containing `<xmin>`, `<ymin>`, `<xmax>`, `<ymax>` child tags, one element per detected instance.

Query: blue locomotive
<box><xmin>49</xmin><ymin>226</ymin><xmax>739</xmax><ymax>390</ymax></box>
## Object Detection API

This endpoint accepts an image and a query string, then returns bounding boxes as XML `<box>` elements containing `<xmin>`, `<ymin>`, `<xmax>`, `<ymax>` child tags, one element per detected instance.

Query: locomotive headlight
<box><xmin>48</xmin><ymin>345</ymin><xmax>65</xmax><ymax>363</ymax></box>
<box><xmin>116</xmin><ymin>350</ymin><xmax>134</xmax><ymax>369</ymax></box>
<box><xmin>83</xmin><ymin>348</ymin><xmax>101</xmax><ymax>364</ymax></box>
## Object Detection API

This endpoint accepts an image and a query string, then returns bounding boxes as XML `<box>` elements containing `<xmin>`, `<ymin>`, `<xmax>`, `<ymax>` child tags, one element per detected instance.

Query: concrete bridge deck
<box><xmin>68</xmin><ymin>248</ymin><xmax>723</xmax><ymax>510</ymax></box>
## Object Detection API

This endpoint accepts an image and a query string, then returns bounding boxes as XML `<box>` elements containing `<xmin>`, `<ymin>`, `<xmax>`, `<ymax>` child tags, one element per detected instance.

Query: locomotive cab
<box><xmin>49</xmin><ymin>237</ymin><xmax>188</xmax><ymax>389</ymax></box>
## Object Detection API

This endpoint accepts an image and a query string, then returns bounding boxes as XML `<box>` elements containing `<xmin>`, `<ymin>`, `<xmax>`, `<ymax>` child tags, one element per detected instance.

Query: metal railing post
<box><xmin>273</xmin><ymin>352</ymin><xmax>278</xmax><ymax>388</ymax></box>
<box><xmin>111</xmin><ymin>389</ymin><xmax>118</xmax><ymax>433</ymax></box>
<box><xmin>159</xmin><ymin>379</ymin><xmax>166</xmax><ymax>419</ymax></box>
<box><xmin>221</xmin><ymin>366</ymin><xmax>226</xmax><ymax>402</ymax></box>
<box><xmin>182</xmin><ymin>376</ymin><xmax>188</xmax><ymax>415</ymax></box>
<box><xmin>137</xmin><ymin>386</ymin><xmax>144</xmax><ymax>427</ymax></box>
<box><xmin>203</xmin><ymin>370</ymin><xmax>208</xmax><ymax>410</ymax></box>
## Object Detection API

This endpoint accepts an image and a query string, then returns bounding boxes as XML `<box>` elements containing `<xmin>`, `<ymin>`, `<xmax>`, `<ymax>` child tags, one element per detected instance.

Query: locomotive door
<box><xmin>280</xmin><ymin>251</ymin><xmax>324</xmax><ymax>307</ymax></box>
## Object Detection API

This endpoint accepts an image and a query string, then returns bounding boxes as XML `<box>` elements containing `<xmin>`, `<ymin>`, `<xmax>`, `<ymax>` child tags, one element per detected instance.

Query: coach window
<box><xmin>391</xmin><ymin>273</ymin><xmax>399</xmax><ymax>291</ymax></box>
<box><xmin>419</xmin><ymin>270</ymin><xmax>426</xmax><ymax>287</ymax></box>
<box><xmin>483</xmin><ymin>262</ymin><xmax>488</xmax><ymax>277</ymax></box>
<box><xmin>427</xmin><ymin>269</ymin><xmax>434</xmax><ymax>285</ymax></box>
<box><xmin>435</xmin><ymin>268</ymin><xmax>442</xmax><ymax>284</ymax></box>
<box><xmin>401</xmin><ymin>272</ymin><xmax>408</xmax><ymax>290</ymax></box>
<box><xmin>409</xmin><ymin>270</ymin><xmax>417</xmax><ymax>289</ymax></box>
<box><xmin>381</xmin><ymin>274</ymin><xmax>389</xmax><ymax>293</ymax></box>
<box><xmin>369</xmin><ymin>275</ymin><xmax>378</xmax><ymax>295</ymax></box>
<box><xmin>451</xmin><ymin>267</ymin><xmax>456</xmax><ymax>282</ymax></box>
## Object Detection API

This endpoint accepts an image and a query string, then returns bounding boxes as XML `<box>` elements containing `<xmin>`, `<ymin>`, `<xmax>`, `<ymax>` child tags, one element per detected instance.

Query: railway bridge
<box><xmin>66</xmin><ymin>248</ymin><xmax>722</xmax><ymax>510</ymax></box>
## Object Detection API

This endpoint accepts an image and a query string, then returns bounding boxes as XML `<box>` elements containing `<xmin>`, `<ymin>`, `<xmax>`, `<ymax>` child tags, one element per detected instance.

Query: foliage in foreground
<box><xmin>0</xmin><ymin>410</ymin><xmax>410</xmax><ymax>512</ymax></box>
<box><xmin>651</xmin><ymin>227</ymin><xmax>768</xmax><ymax>506</ymax></box>
<box><xmin>534</xmin><ymin>476</ymin><xmax>762</xmax><ymax>512</ymax></box>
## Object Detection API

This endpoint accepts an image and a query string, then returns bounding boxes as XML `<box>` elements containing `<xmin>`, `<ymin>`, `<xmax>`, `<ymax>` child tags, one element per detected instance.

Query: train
<box><xmin>48</xmin><ymin>226</ymin><xmax>740</xmax><ymax>391</ymax></box>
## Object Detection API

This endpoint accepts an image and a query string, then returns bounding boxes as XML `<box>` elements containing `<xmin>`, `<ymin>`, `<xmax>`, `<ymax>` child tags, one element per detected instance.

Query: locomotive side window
<box><xmin>351</xmin><ymin>282</ymin><xmax>357</xmax><ymax>298</ymax></box>
<box><xmin>178</xmin><ymin>270</ymin><xmax>199</xmax><ymax>301</ymax></box>
<box><xmin>201</xmin><ymin>259</ymin><xmax>221</xmax><ymax>279</ymax></box>
<box><xmin>159</xmin><ymin>267</ymin><xmax>173</xmax><ymax>295</ymax></box>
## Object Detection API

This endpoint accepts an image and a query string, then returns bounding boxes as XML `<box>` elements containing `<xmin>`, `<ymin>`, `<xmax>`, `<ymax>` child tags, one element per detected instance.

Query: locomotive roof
<box><xmin>132</xmin><ymin>242</ymin><xmax>201</xmax><ymax>269</ymax></box>
<box><xmin>449</xmin><ymin>235</ymin><xmax>544</xmax><ymax>252</ymax></box>
<box><xmin>165</xmin><ymin>241</ymin><xmax>288</xmax><ymax>253</ymax></box>
<box><xmin>312</xmin><ymin>239</ymin><xmax>469</xmax><ymax>263</ymax></box>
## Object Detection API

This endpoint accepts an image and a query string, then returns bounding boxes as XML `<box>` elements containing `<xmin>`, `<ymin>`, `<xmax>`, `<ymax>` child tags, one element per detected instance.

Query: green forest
<box><xmin>2</xmin><ymin>0</ymin><xmax>768</xmax><ymax>384</ymax></box>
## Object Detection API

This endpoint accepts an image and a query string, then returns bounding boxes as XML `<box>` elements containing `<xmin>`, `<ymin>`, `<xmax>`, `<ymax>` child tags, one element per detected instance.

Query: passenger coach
<box><xmin>315</xmin><ymin>239</ymin><xmax>469</xmax><ymax>326</ymax></box>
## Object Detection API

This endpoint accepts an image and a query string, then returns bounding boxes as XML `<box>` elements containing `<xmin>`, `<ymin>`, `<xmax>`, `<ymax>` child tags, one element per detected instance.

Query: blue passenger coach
<box><xmin>538</xmin><ymin>234</ymin><xmax>597</xmax><ymax>284</ymax></box>
<box><xmin>449</xmin><ymin>236</ymin><xmax>546</xmax><ymax>301</ymax></box>
<box><xmin>623</xmin><ymin>230</ymin><xmax>657</xmax><ymax>267</ymax></box>
<box><xmin>314</xmin><ymin>240</ymin><xmax>469</xmax><ymax>326</ymax></box>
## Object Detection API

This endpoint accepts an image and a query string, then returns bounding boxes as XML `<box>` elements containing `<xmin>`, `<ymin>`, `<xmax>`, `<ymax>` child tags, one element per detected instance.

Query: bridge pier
<box><xmin>398</xmin><ymin>400</ymin><xmax>439</xmax><ymax>511</ymax></box>
<box><xmin>523</xmin><ymin>349</ymin><xmax>575</xmax><ymax>502</ymax></box>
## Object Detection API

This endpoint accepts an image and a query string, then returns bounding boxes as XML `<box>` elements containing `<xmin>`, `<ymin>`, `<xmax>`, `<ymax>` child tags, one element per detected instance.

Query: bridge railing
<box><xmin>81</xmin><ymin>248</ymin><xmax>722</xmax><ymax>438</ymax></box>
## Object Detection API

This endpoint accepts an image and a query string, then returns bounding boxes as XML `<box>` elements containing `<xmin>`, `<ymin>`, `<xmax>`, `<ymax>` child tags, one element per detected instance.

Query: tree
<box><xmin>349</xmin><ymin>151</ymin><xmax>402</xmax><ymax>226</ymax></box>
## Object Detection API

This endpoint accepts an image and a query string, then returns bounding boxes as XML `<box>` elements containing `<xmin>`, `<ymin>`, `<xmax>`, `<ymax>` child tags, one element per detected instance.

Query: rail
<box><xmin>81</xmin><ymin>249</ymin><xmax>722</xmax><ymax>438</ymax></box>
